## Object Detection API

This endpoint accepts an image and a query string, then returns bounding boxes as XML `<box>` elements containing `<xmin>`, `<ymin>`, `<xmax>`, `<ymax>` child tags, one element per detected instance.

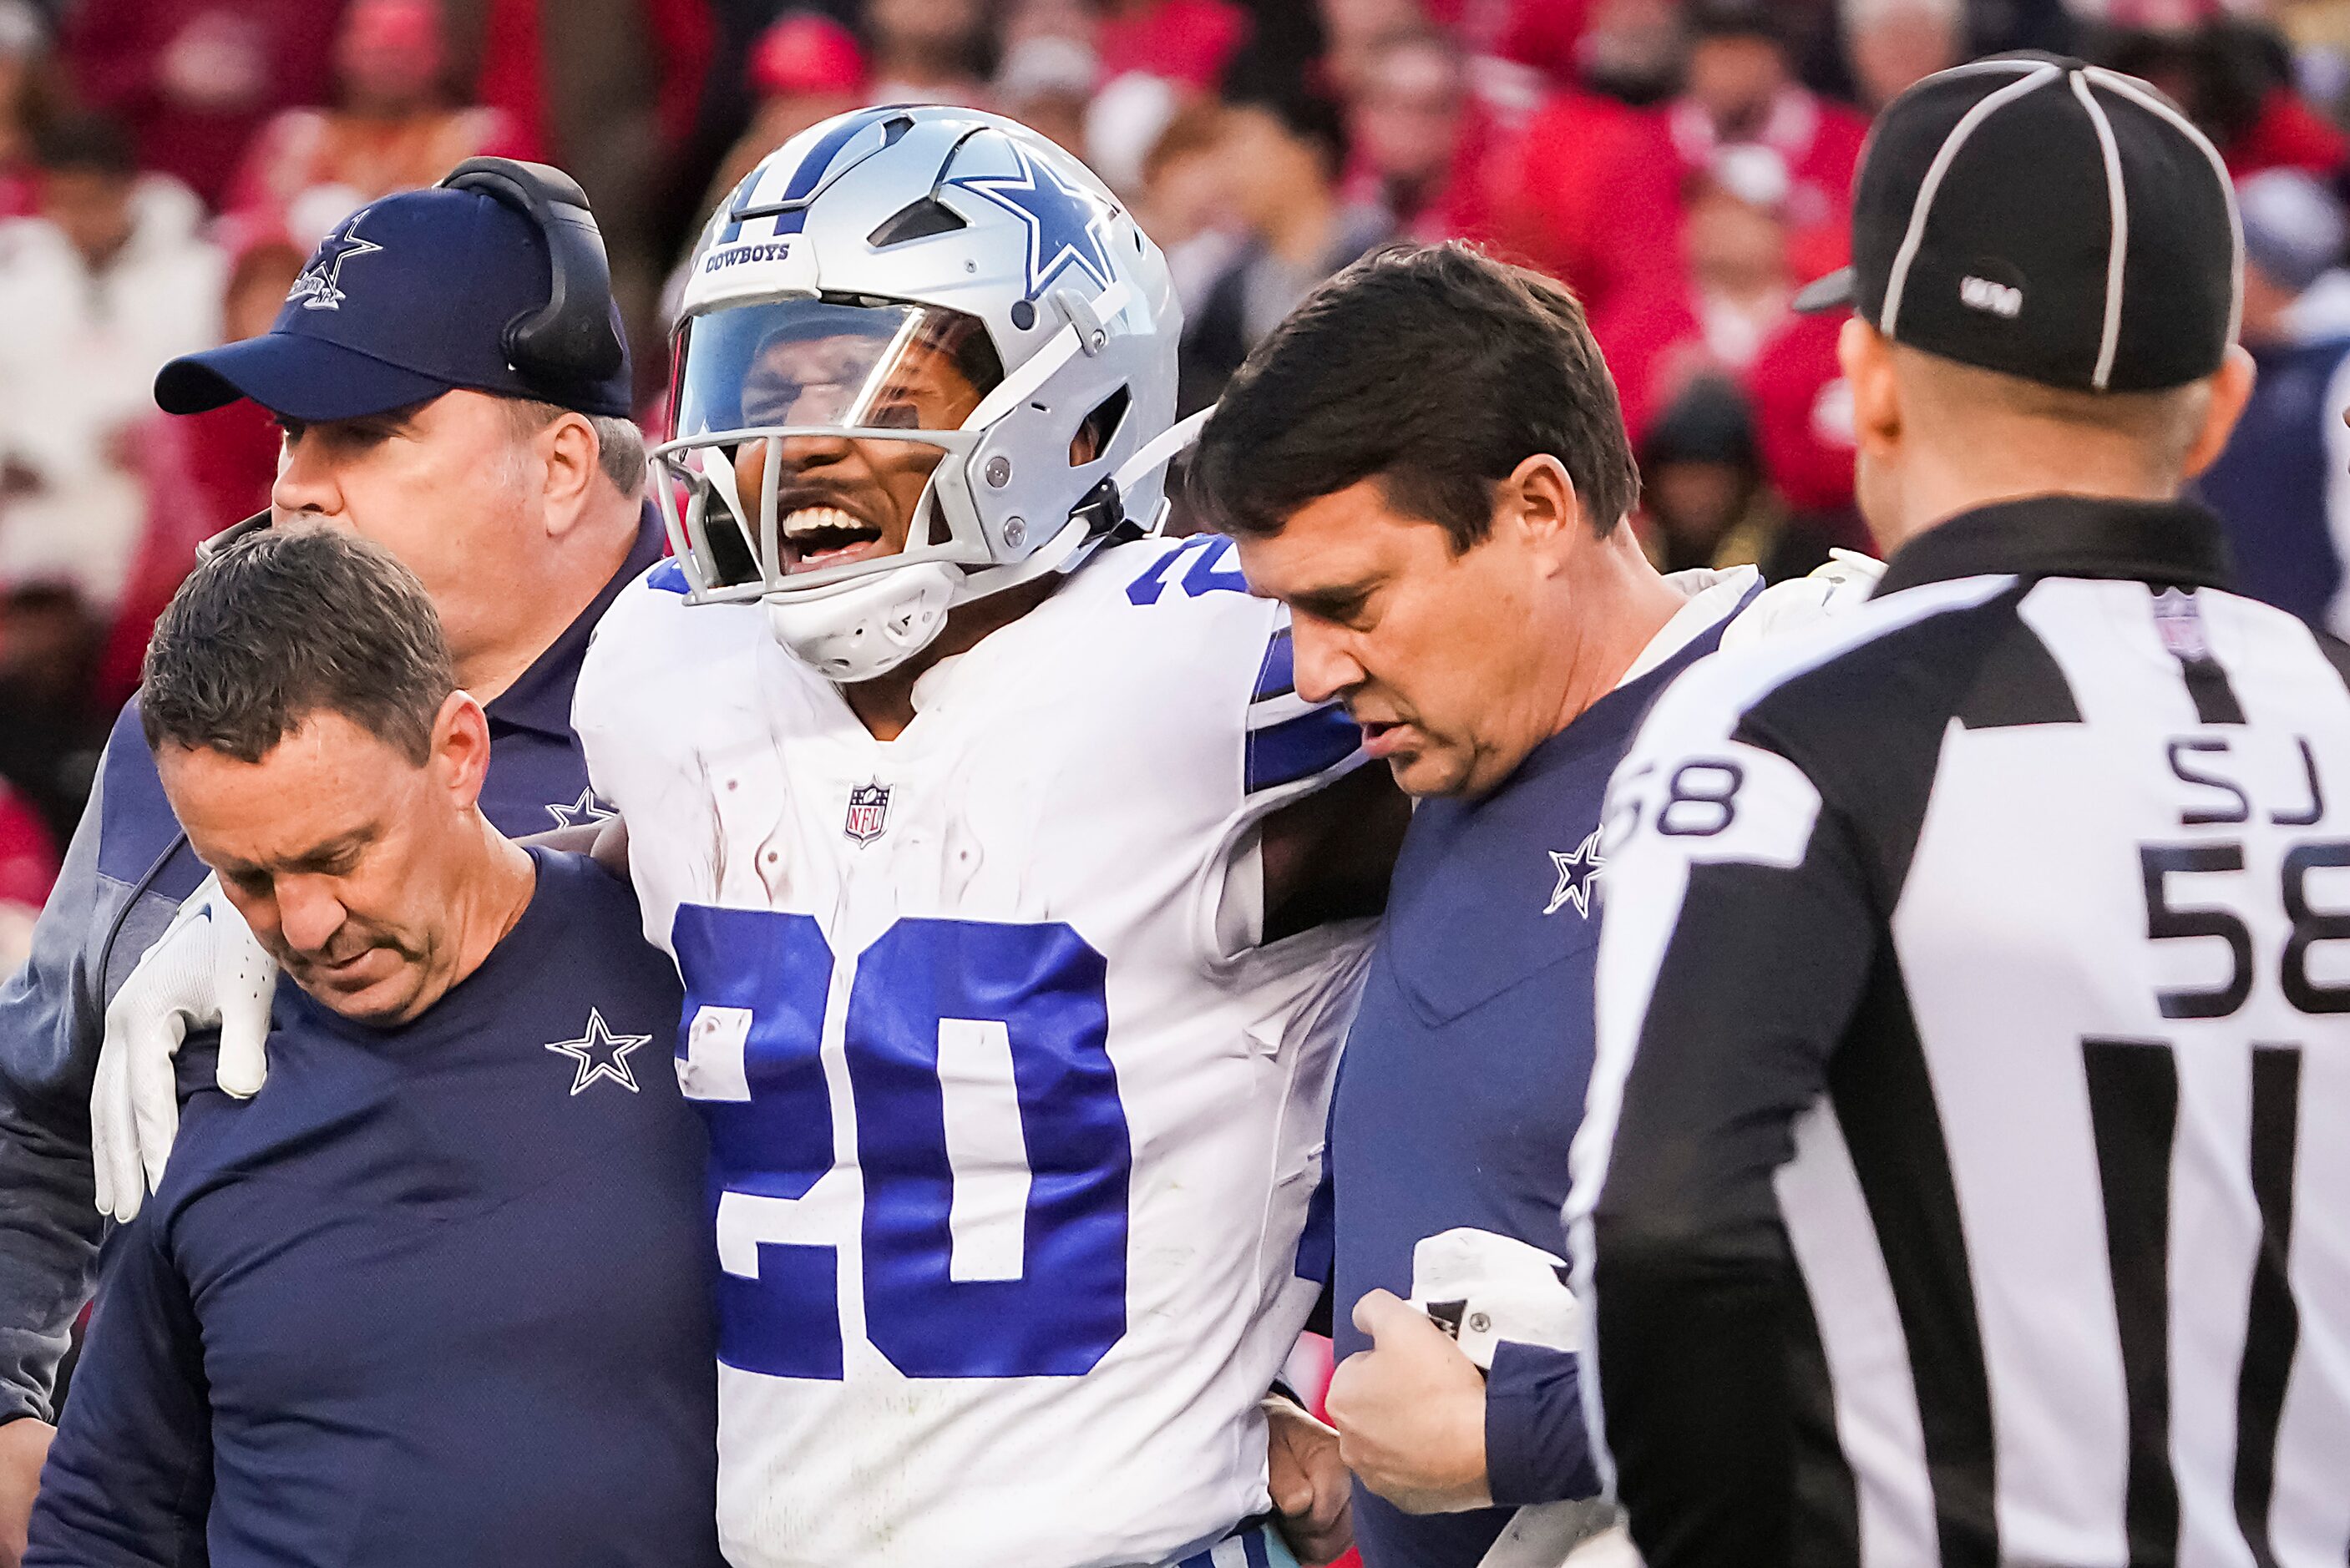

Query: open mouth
<box><xmin>781</xmin><ymin>503</ymin><xmax>888</xmax><ymax>574</ymax></box>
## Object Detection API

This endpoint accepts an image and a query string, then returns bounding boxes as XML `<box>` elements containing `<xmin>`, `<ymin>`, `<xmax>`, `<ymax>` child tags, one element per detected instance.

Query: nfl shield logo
<box><xmin>844</xmin><ymin>782</ymin><xmax>891</xmax><ymax>844</ymax></box>
<box><xmin>2152</xmin><ymin>588</ymin><xmax>2211</xmax><ymax>662</ymax></box>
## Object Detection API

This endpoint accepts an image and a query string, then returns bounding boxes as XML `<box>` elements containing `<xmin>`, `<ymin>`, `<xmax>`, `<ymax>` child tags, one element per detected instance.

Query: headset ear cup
<box><xmin>437</xmin><ymin>157</ymin><xmax>627</xmax><ymax>395</ymax></box>
<box><xmin>509</xmin><ymin>204</ymin><xmax>625</xmax><ymax>387</ymax></box>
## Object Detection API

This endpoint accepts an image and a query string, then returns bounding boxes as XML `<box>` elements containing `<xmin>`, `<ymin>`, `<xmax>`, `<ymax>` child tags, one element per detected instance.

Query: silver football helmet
<box><xmin>656</xmin><ymin>105</ymin><xmax>1184</xmax><ymax>682</ymax></box>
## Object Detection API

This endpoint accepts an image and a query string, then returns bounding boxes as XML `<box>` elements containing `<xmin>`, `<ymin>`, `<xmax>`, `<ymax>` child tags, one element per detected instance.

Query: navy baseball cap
<box><xmin>156</xmin><ymin>185</ymin><xmax>635</xmax><ymax>422</ymax></box>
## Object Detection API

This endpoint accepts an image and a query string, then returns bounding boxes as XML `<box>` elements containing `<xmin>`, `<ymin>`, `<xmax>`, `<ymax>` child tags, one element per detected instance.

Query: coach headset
<box><xmin>98</xmin><ymin>159</ymin><xmax>630</xmax><ymax>985</ymax></box>
<box><xmin>438</xmin><ymin>155</ymin><xmax>628</xmax><ymax>397</ymax></box>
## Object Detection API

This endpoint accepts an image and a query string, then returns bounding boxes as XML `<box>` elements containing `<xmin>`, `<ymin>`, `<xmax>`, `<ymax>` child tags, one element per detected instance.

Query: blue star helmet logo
<box><xmin>949</xmin><ymin>141</ymin><xmax>1118</xmax><ymax>301</ymax></box>
<box><xmin>287</xmin><ymin>209</ymin><xmax>382</xmax><ymax>312</ymax></box>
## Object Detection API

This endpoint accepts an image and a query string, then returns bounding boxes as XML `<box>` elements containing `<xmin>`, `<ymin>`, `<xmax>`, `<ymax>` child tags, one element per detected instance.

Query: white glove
<box><xmin>1716</xmin><ymin>549</ymin><xmax>1884</xmax><ymax>655</ymax></box>
<box><xmin>92</xmin><ymin>873</ymin><xmax>279</xmax><ymax>1221</ymax></box>
<box><xmin>1405</xmin><ymin>1227</ymin><xmax>1581</xmax><ymax>1372</ymax></box>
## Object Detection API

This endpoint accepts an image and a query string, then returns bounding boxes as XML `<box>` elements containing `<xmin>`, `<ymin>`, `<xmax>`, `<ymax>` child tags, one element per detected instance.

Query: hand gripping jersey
<box><xmin>573</xmin><ymin>534</ymin><xmax>1375</xmax><ymax>1568</ymax></box>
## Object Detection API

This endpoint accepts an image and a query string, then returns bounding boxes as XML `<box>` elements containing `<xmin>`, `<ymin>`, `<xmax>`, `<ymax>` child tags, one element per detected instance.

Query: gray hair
<box><xmin>140</xmin><ymin>529</ymin><xmax>454</xmax><ymax>766</ymax></box>
<box><xmin>504</xmin><ymin>399</ymin><xmax>647</xmax><ymax>497</ymax></box>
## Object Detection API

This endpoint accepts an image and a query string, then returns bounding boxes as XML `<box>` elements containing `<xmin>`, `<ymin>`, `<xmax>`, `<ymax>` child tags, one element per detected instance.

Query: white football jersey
<box><xmin>573</xmin><ymin>534</ymin><xmax>1375</xmax><ymax>1568</ymax></box>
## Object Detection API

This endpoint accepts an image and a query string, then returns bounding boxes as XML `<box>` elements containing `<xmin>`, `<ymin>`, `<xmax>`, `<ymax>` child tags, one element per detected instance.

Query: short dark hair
<box><xmin>33</xmin><ymin>113</ymin><xmax>135</xmax><ymax>179</ymax></box>
<box><xmin>141</xmin><ymin>529</ymin><xmax>455</xmax><ymax>766</ymax></box>
<box><xmin>1188</xmin><ymin>244</ymin><xmax>1641</xmax><ymax>549</ymax></box>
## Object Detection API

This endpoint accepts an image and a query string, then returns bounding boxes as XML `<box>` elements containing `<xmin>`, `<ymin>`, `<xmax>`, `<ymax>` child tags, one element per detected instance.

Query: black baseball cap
<box><xmin>1794</xmin><ymin>55</ymin><xmax>2242</xmax><ymax>393</ymax></box>
<box><xmin>155</xmin><ymin>185</ymin><xmax>634</xmax><ymax>422</ymax></box>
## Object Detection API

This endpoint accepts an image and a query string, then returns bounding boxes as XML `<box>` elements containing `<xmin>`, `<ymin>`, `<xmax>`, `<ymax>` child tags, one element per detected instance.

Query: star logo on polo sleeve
<box><xmin>1544</xmin><ymin>828</ymin><xmax>1606</xmax><ymax>919</ymax></box>
<box><xmin>544</xmin><ymin>1008</ymin><xmax>650</xmax><ymax>1095</ymax></box>
<box><xmin>287</xmin><ymin>210</ymin><xmax>383</xmax><ymax>311</ymax></box>
<box><xmin>949</xmin><ymin>142</ymin><xmax>1117</xmax><ymax>299</ymax></box>
<box><xmin>544</xmin><ymin>787</ymin><xmax>617</xmax><ymax>831</ymax></box>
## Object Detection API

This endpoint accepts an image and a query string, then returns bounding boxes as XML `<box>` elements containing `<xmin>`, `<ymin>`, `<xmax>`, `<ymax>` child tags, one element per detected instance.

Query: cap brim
<box><xmin>154</xmin><ymin>333</ymin><xmax>454</xmax><ymax>422</ymax></box>
<box><xmin>1793</xmin><ymin>266</ymin><xmax>1857</xmax><ymax>316</ymax></box>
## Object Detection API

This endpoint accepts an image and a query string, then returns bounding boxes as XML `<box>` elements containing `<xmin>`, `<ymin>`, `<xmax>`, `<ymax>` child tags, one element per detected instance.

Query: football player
<box><xmin>575</xmin><ymin>106</ymin><xmax>1406</xmax><ymax>1568</ymax></box>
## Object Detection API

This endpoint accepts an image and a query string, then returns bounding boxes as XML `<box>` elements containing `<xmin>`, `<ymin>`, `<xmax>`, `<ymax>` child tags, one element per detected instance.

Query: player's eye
<box><xmin>868</xmin><ymin>401</ymin><xmax>923</xmax><ymax>430</ymax></box>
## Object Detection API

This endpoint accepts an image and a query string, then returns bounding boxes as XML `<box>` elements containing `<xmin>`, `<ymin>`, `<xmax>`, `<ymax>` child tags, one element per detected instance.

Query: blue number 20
<box><xmin>671</xmin><ymin>906</ymin><xmax>1132</xmax><ymax>1380</ymax></box>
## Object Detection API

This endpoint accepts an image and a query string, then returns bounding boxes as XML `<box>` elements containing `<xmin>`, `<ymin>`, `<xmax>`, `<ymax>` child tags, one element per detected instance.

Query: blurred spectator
<box><xmin>1426</xmin><ymin>0</ymin><xmax>1593</xmax><ymax>102</ymax></box>
<box><xmin>1636</xmin><ymin>375</ymin><xmax>1831</xmax><ymax>581</ymax></box>
<box><xmin>63</xmin><ymin>0</ymin><xmax>343</xmax><ymax>210</ymax></box>
<box><xmin>1324</xmin><ymin>0</ymin><xmax>1434</xmax><ymax>99</ymax></box>
<box><xmin>1844</xmin><ymin>0</ymin><xmax>1969</xmax><ymax>109</ymax></box>
<box><xmin>1591</xmin><ymin>145</ymin><xmax>1795</xmax><ymax>440</ymax></box>
<box><xmin>1096</xmin><ymin>0</ymin><xmax>1249</xmax><ymax>94</ymax></box>
<box><xmin>693</xmin><ymin>12</ymin><xmax>869</xmax><ymax>240</ymax></box>
<box><xmin>0</xmin><ymin>582</ymin><xmax>107</xmax><ymax>849</ymax></box>
<box><xmin>867</xmin><ymin>0</ymin><xmax>994</xmax><ymax>104</ymax></box>
<box><xmin>1745</xmin><ymin>304</ymin><xmax>1866</xmax><ymax>545</ymax></box>
<box><xmin>1580</xmin><ymin>0</ymin><xmax>1692</xmax><ymax>105</ymax></box>
<box><xmin>92</xmin><ymin>222</ymin><xmax>297</xmax><ymax>717</ymax></box>
<box><xmin>0</xmin><ymin>115</ymin><xmax>224</xmax><ymax>614</ymax></box>
<box><xmin>2101</xmin><ymin>18</ymin><xmax>2349</xmax><ymax>176</ymax></box>
<box><xmin>1178</xmin><ymin>91</ymin><xmax>1390</xmax><ymax>413</ymax></box>
<box><xmin>1669</xmin><ymin>0</ymin><xmax>1871</xmax><ymax>238</ymax></box>
<box><xmin>1473</xmin><ymin>33</ymin><xmax>1687</xmax><ymax>330</ymax></box>
<box><xmin>996</xmin><ymin>33</ymin><xmax>1102</xmax><ymax>154</ymax></box>
<box><xmin>1684</xmin><ymin>148</ymin><xmax>1798</xmax><ymax>371</ymax></box>
<box><xmin>0</xmin><ymin>772</ymin><xmax>54</xmax><ymax>970</ymax></box>
<box><xmin>1343</xmin><ymin>28</ymin><xmax>1479</xmax><ymax>242</ymax></box>
<box><xmin>0</xmin><ymin>3</ymin><xmax>63</xmax><ymax>222</ymax></box>
<box><xmin>1087</xmin><ymin>68</ymin><xmax>1184</xmax><ymax>197</ymax></box>
<box><xmin>2195</xmin><ymin>168</ymin><xmax>2350</xmax><ymax>637</ymax></box>
<box><xmin>1135</xmin><ymin>99</ymin><xmax>1238</xmax><ymax>308</ymax></box>
<box><xmin>226</xmin><ymin>0</ymin><xmax>533</xmax><ymax>243</ymax></box>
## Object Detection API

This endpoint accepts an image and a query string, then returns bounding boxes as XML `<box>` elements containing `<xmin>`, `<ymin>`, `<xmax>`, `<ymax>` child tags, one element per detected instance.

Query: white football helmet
<box><xmin>656</xmin><ymin>105</ymin><xmax>1185</xmax><ymax>682</ymax></box>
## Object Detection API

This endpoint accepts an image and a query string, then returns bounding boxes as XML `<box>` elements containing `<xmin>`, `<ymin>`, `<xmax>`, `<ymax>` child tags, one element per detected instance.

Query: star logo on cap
<box><xmin>286</xmin><ymin>210</ymin><xmax>383</xmax><ymax>312</ymax></box>
<box><xmin>544</xmin><ymin>1008</ymin><xmax>649</xmax><ymax>1096</ymax></box>
<box><xmin>950</xmin><ymin>142</ymin><xmax>1117</xmax><ymax>301</ymax></box>
<box><xmin>1544</xmin><ymin>829</ymin><xmax>1606</xmax><ymax>919</ymax></box>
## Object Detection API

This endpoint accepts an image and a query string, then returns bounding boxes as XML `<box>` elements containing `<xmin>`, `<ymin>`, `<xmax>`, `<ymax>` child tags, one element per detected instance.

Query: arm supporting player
<box><xmin>1259</xmin><ymin>762</ymin><xmax>1411</xmax><ymax>939</ymax></box>
<box><xmin>1568</xmin><ymin>714</ymin><xmax>1876</xmax><ymax>1568</ymax></box>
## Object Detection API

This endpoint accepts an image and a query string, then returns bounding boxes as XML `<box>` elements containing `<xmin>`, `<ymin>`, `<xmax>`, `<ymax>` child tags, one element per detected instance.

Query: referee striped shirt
<box><xmin>1566</xmin><ymin>495</ymin><xmax>2350</xmax><ymax>1568</ymax></box>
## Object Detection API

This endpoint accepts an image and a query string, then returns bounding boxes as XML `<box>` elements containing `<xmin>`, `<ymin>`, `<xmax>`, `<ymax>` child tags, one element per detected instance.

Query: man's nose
<box><xmin>733</xmin><ymin>432</ymin><xmax>849</xmax><ymax>499</ymax></box>
<box><xmin>271</xmin><ymin>432</ymin><xmax>342</xmax><ymax>522</ymax></box>
<box><xmin>1289</xmin><ymin>618</ymin><xmax>1366</xmax><ymax>707</ymax></box>
<box><xmin>273</xmin><ymin>877</ymin><xmax>347</xmax><ymax>957</ymax></box>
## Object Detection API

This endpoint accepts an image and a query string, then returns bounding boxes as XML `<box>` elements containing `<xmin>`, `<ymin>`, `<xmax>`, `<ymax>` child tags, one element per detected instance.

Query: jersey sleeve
<box><xmin>1562</xmin><ymin>668</ymin><xmax>1877</xmax><ymax>1568</ymax></box>
<box><xmin>23</xmin><ymin>1211</ymin><xmax>211</xmax><ymax>1568</ymax></box>
<box><xmin>1238</xmin><ymin>618</ymin><xmax>1364</xmax><ymax>806</ymax></box>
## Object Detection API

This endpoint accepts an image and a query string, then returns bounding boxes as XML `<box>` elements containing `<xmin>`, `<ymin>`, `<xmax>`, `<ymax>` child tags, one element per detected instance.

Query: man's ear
<box><xmin>2179</xmin><ymin>345</ymin><xmax>2257</xmax><ymax>483</ymax></box>
<box><xmin>428</xmin><ymin>690</ymin><xmax>493</xmax><ymax>810</ymax></box>
<box><xmin>1500</xmin><ymin>453</ymin><xmax>1583</xmax><ymax>565</ymax></box>
<box><xmin>1839</xmin><ymin>316</ymin><xmax>1902</xmax><ymax>463</ymax></box>
<box><xmin>537</xmin><ymin>412</ymin><xmax>601</xmax><ymax>537</ymax></box>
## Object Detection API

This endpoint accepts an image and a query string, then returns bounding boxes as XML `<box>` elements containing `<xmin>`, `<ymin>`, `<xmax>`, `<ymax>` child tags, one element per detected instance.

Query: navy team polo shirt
<box><xmin>1329</xmin><ymin>599</ymin><xmax>1744</xmax><ymax>1568</ymax></box>
<box><xmin>29</xmin><ymin>848</ymin><xmax>722</xmax><ymax>1568</ymax></box>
